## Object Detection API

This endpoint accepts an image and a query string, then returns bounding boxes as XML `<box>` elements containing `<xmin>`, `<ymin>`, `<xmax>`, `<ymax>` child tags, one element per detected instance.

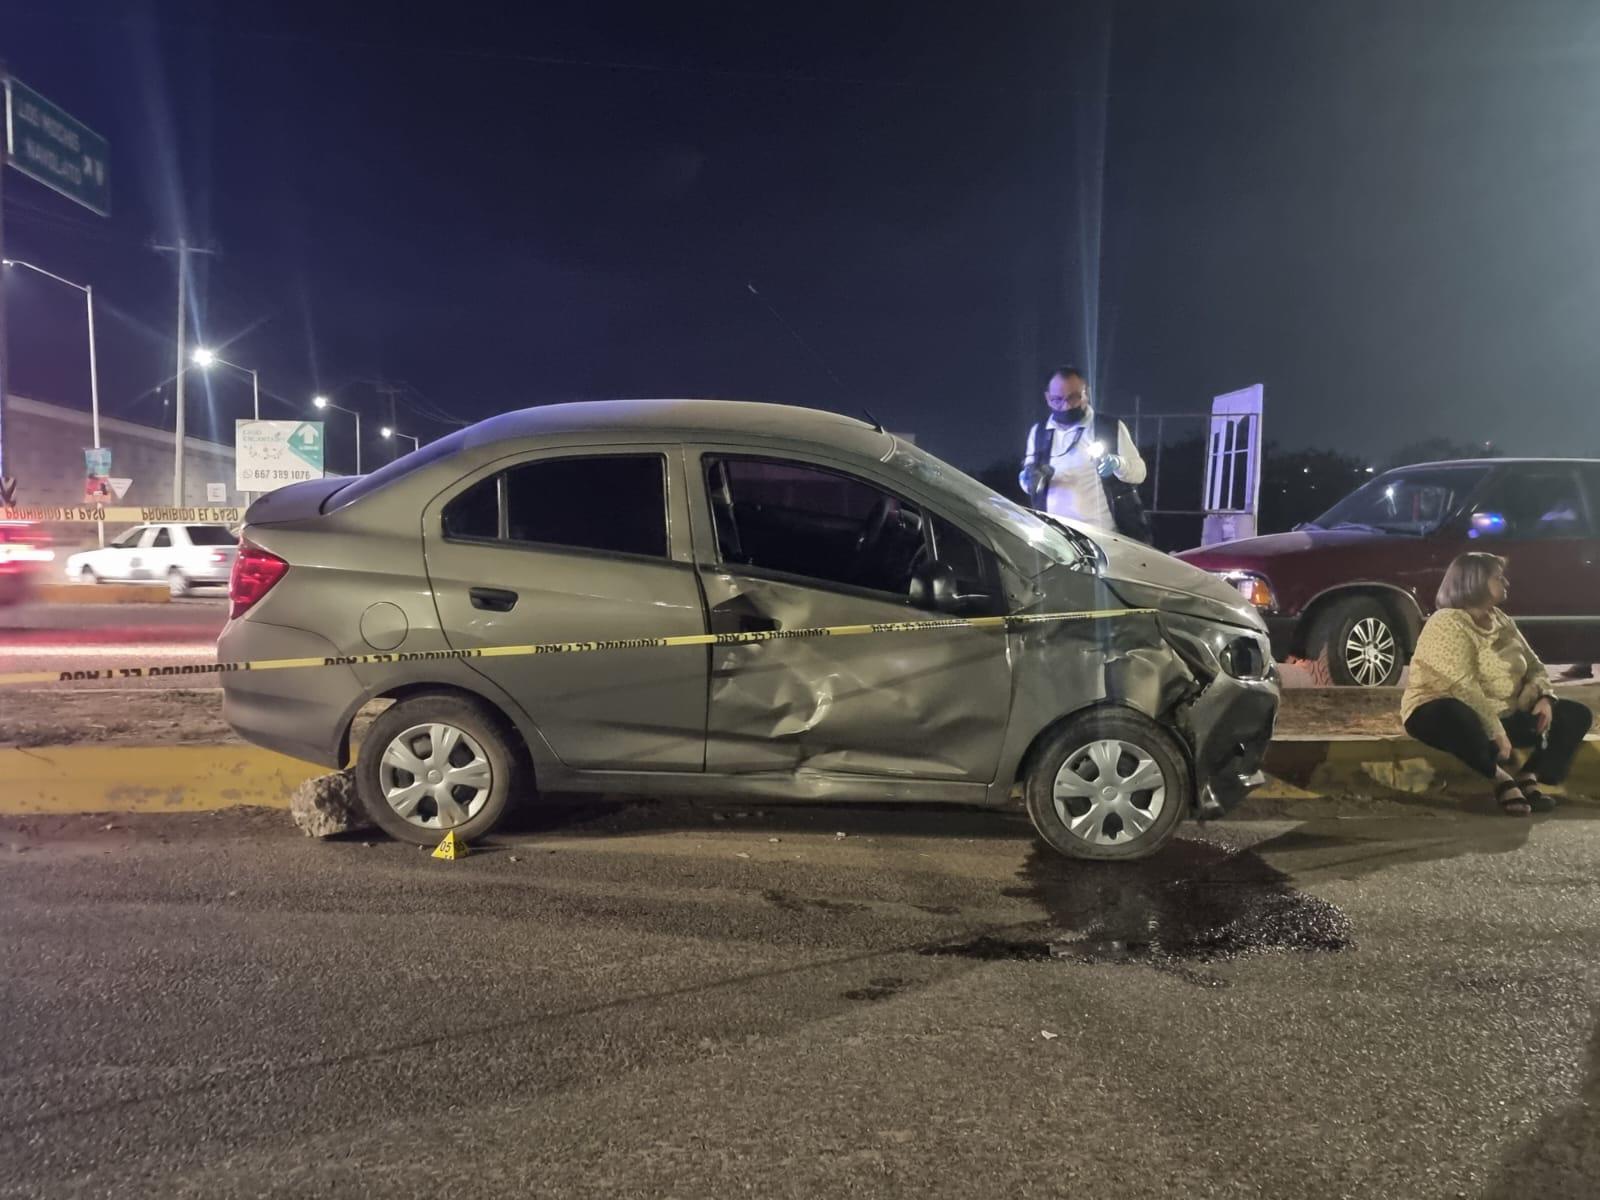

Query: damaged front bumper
<box><xmin>1183</xmin><ymin>665</ymin><xmax>1279</xmax><ymax>818</ymax></box>
<box><xmin>1158</xmin><ymin>617</ymin><xmax>1280</xmax><ymax>820</ymax></box>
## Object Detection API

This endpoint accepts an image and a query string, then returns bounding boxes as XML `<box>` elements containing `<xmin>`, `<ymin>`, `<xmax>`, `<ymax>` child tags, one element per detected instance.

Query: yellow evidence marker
<box><xmin>432</xmin><ymin>831</ymin><xmax>469</xmax><ymax>861</ymax></box>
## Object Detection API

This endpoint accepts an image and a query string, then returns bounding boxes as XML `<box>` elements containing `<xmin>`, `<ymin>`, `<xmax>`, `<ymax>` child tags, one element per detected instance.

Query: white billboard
<box><xmin>235</xmin><ymin>420</ymin><xmax>326</xmax><ymax>493</ymax></box>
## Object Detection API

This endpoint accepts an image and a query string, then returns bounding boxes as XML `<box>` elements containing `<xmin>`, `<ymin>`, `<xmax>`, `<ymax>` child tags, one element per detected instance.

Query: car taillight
<box><xmin>229</xmin><ymin>543</ymin><xmax>288</xmax><ymax>619</ymax></box>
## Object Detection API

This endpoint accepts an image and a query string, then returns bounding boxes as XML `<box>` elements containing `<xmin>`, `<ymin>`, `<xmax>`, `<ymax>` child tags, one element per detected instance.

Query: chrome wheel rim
<box><xmin>1344</xmin><ymin>616</ymin><xmax>1397</xmax><ymax>686</ymax></box>
<box><xmin>379</xmin><ymin>723</ymin><xmax>494</xmax><ymax>829</ymax></box>
<box><xmin>1052</xmin><ymin>739</ymin><xmax>1168</xmax><ymax>847</ymax></box>
<box><xmin>168</xmin><ymin>571</ymin><xmax>186</xmax><ymax>598</ymax></box>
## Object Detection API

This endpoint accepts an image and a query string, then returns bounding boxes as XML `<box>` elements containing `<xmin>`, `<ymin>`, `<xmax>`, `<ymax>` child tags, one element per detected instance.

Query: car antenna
<box><xmin>861</xmin><ymin>408</ymin><xmax>885</xmax><ymax>433</ymax></box>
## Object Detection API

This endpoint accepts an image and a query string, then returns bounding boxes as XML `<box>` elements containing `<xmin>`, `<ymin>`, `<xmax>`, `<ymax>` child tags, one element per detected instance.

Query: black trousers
<box><xmin>1404</xmin><ymin>697</ymin><xmax>1593</xmax><ymax>782</ymax></box>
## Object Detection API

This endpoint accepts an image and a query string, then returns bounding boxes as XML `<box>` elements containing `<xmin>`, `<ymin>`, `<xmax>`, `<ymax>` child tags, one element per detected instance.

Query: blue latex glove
<box><xmin>1021</xmin><ymin>464</ymin><xmax>1052</xmax><ymax>495</ymax></box>
<box><xmin>1096</xmin><ymin>453</ymin><xmax>1123</xmax><ymax>479</ymax></box>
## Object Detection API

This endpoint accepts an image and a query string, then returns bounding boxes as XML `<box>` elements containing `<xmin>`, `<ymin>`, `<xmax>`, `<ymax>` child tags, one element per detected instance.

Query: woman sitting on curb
<box><xmin>1401</xmin><ymin>552</ymin><xmax>1594</xmax><ymax>815</ymax></box>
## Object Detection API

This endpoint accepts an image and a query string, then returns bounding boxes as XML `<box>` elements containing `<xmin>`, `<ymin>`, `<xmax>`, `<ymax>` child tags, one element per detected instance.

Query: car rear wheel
<box><xmin>167</xmin><ymin>568</ymin><xmax>190</xmax><ymax>598</ymax></box>
<box><xmin>356</xmin><ymin>695</ymin><xmax>518</xmax><ymax>845</ymax></box>
<box><xmin>1024</xmin><ymin>707</ymin><xmax>1192</xmax><ymax>861</ymax></box>
<box><xmin>1306</xmin><ymin>597</ymin><xmax>1403</xmax><ymax>687</ymax></box>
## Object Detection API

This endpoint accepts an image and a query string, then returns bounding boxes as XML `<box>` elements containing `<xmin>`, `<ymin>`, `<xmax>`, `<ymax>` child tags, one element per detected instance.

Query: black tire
<box><xmin>1024</xmin><ymin>707</ymin><xmax>1193</xmax><ymax>862</ymax></box>
<box><xmin>356</xmin><ymin>694</ymin><xmax>521</xmax><ymax>845</ymax></box>
<box><xmin>1306</xmin><ymin>596</ymin><xmax>1403</xmax><ymax>688</ymax></box>
<box><xmin>80</xmin><ymin>567</ymin><xmax>100</xmax><ymax>585</ymax></box>
<box><xmin>167</xmin><ymin>568</ymin><xmax>190</xmax><ymax>599</ymax></box>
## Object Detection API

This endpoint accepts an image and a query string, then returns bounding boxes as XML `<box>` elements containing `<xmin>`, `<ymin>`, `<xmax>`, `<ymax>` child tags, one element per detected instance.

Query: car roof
<box><xmin>458</xmin><ymin>399</ymin><xmax>889</xmax><ymax>456</ymax></box>
<box><xmin>1398</xmin><ymin>457</ymin><xmax>1600</xmax><ymax>469</ymax></box>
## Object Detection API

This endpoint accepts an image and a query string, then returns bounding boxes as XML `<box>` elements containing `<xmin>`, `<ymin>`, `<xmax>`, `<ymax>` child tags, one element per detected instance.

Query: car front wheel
<box><xmin>1024</xmin><ymin>707</ymin><xmax>1192</xmax><ymax>861</ymax></box>
<box><xmin>356</xmin><ymin>694</ymin><xmax>519</xmax><ymax>845</ymax></box>
<box><xmin>167</xmin><ymin>568</ymin><xmax>191</xmax><ymax>598</ymax></box>
<box><xmin>1306</xmin><ymin>597</ymin><xmax>1403</xmax><ymax>687</ymax></box>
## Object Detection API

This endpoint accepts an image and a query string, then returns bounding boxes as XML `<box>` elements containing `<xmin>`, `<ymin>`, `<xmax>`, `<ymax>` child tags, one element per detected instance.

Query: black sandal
<box><xmin>1517</xmin><ymin>776</ymin><xmax>1557</xmax><ymax>813</ymax></box>
<box><xmin>1494</xmin><ymin>780</ymin><xmax>1532</xmax><ymax>816</ymax></box>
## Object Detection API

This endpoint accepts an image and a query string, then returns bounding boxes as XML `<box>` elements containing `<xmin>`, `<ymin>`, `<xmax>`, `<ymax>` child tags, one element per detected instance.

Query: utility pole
<box><xmin>375</xmin><ymin>380</ymin><xmax>402</xmax><ymax>442</ymax></box>
<box><xmin>151</xmin><ymin>237</ymin><xmax>218</xmax><ymax>504</ymax></box>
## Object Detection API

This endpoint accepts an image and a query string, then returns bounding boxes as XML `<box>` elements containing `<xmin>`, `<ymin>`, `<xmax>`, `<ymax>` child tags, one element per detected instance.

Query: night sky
<box><xmin>2</xmin><ymin>0</ymin><xmax>1598</xmax><ymax>479</ymax></box>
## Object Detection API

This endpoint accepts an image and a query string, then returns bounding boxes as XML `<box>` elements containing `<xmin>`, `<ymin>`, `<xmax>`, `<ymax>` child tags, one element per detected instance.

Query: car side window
<box><xmin>442</xmin><ymin>476</ymin><xmax>501</xmax><ymax>541</ymax></box>
<box><xmin>111</xmin><ymin>527</ymin><xmax>144</xmax><ymax>550</ymax></box>
<box><xmin>1470</xmin><ymin>467</ymin><xmax>1594</xmax><ymax>540</ymax></box>
<box><xmin>150</xmin><ymin>528</ymin><xmax>172</xmax><ymax>549</ymax></box>
<box><xmin>443</xmin><ymin>455</ymin><xmax>668</xmax><ymax>559</ymax></box>
<box><xmin>929</xmin><ymin>513</ymin><xmax>999</xmax><ymax>597</ymax></box>
<box><xmin>1580</xmin><ymin>465</ymin><xmax>1600</xmax><ymax>532</ymax></box>
<box><xmin>705</xmin><ymin>455</ymin><xmax>937</xmax><ymax>597</ymax></box>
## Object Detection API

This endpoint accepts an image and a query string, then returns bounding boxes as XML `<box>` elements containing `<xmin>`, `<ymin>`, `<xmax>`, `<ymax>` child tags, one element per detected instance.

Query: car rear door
<box><xmin>688</xmin><ymin>448</ymin><xmax>1013</xmax><ymax>783</ymax></box>
<box><xmin>93</xmin><ymin>526</ymin><xmax>145</xmax><ymax>580</ymax></box>
<box><xmin>421</xmin><ymin>446</ymin><xmax>708</xmax><ymax>771</ymax></box>
<box><xmin>1462</xmin><ymin>463</ymin><xmax>1599</xmax><ymax>662</ymax></box>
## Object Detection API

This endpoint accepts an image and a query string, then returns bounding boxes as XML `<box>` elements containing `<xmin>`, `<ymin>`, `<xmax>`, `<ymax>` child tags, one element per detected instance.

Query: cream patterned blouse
<box><xmin>1400</xmin><ymin>607</ymin><xmax>1553</xmax><ymax>738</ymax></box>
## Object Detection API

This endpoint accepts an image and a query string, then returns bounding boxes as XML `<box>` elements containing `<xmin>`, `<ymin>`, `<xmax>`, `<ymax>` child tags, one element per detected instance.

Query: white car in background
<box><xmin>65</xmin><ymin>523</ymin><xmax>239</xmax><ymax>597</ymax></box>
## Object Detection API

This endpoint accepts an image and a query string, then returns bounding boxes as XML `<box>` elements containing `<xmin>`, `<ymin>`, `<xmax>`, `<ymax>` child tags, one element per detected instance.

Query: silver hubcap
<box><xmin>379</xmin><ymin>723</ymin><xmax>493</xmax><ymax>829</ymax></box>
<box><xmin>1344</xmin><ymin>617</ymin><xmax>1396</xmax><ymax>686</ymax></box>
<box><xmin>1052</xmin><ymin>739</ymin><xmax>1167</xmax><ymax>847</ymax></box>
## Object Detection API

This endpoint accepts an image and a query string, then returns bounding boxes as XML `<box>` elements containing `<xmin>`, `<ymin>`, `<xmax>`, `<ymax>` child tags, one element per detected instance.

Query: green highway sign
<box><xmin>4</xmin><ymin>77</ymin><xmax>110</xmax><ymax>216</ymax></box>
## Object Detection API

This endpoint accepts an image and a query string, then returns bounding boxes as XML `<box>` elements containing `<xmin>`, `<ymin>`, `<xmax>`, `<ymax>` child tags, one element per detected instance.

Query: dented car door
<box><xmin>690</xmin><ymin>449</ymin><xmax>1013</xmax><ymax>782</ymax></box>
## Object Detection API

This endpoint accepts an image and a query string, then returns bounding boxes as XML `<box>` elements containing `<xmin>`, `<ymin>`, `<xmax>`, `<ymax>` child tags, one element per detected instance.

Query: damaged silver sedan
<box><xmin>219</xmin><ymin>400</ymin><xmax>1278</xmax><ymax>860</ymax></box>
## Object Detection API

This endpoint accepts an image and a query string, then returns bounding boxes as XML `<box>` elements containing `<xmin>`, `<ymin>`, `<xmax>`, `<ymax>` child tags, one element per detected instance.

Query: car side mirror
<box><xmin>910</xmin><ymin>561</ymin><xmax>999</xmax><ymax>616</ymax></box>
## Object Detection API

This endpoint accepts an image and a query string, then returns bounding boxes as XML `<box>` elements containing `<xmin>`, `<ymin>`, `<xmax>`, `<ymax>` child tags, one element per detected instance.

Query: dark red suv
<box><xmin>1177</xmin><ymin>459</ymin><xmax>1600</xmax><ymax>686</ymax></box>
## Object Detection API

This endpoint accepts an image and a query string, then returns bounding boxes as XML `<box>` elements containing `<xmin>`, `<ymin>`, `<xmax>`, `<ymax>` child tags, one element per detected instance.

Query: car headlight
<box><xmin>1164</xmin><ymin>614</ymin><xmax>1273</xmax><ymax>682</ymax></box>
<box><xmin>1219</xmin><ymin>570</ymin><xmax>1275</xmax><ymax>611</ymax></box>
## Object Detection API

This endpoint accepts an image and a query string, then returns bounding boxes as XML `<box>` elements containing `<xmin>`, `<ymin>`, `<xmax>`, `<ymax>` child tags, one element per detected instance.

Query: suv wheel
<box><xmin>1306</xmin><ymin>597</ymin><xmax>1403</xmax><ymax>687</ymax></box>
<box><xmin>356</xmin><ymin>695</ymin><xmax>519</xmax><ymax>845</ymax></box>
<box><xmin>1024</xmin><ymin>708</ymin><xmax>1192</xmax><ymax>861</ymax></box>
<box><xmin>167</xmin><ymin>568</ymin><xmax>191</xmax><ymax>599</ymax></box>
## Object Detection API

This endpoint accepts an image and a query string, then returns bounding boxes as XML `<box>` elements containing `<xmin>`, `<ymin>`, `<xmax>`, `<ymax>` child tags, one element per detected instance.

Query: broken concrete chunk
<box><xmin>289</xmin><ymin>771</ymin><xmax>372</xmax><ymax>839</ymax></box>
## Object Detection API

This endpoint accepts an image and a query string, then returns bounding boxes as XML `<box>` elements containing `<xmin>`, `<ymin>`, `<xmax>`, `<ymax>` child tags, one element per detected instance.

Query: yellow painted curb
<box><xmin>35</xmin><ymin>583</ymin><xmax>173</xmax><ymax>605</ymax></box>
<box><xmin>1264</xmin><ymin>738</ymin><xmax>1600</xmax><ymax>799</ymax></box>
<box><xmin>0</xmin><ymin>746</ymin><xmax>321</xmax><ymax>815</ymax></box>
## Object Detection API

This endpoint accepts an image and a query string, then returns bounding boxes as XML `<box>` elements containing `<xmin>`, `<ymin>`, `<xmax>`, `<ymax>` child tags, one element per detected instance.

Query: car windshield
<box><xmin>1308</xmin><ymin>465</ymin><xmax>1489</xmax><ymax>536</ymax></box>
<box><xmin>885</xmin><ymin>438</ymin><xmax>1092</xmax><ymax>573</ymax></box>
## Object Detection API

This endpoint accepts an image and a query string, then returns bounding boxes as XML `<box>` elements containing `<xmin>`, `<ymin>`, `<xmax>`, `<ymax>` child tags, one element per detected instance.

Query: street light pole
<box><xmin>3</xmin><ymin>259</ymin><xmax>105</xmax><ymax>542</ymax></box>
<box><xmin>381</xmin><ymin>427</ymin><xmax>420</xmax><ymax>454</ymax></box>
<box><xmin>313</xmin><ymin>395</ymin><xmax>362</xmax><ymax>475</ymax></box>
<box><xmin>192</xmin><ymin>348</ymin><xmax>262</xmax><ymax>504</ymax></box>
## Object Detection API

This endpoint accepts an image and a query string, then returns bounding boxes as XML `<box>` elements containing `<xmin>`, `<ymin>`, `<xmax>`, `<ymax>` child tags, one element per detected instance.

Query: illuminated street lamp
<box><xmin>190</xmin><ymin>347</ymin><xmax>260</xmax><ymax>419</ymax></box>
<box><xmin>381</xmin><ymin>426</ymin><xmax>420</xmax><ymax>453</ymax></box>
<box><xmin>313</xmin><ymin>395</ymin><xmax>363</xmax><ymax>475</ymax></box>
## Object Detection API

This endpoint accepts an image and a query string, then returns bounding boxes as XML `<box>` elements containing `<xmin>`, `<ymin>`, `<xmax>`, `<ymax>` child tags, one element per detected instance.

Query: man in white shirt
<box><xmin>1018</xmin><ymin>366</ymin><xmax>1148</xmax><ymax>537</ymax></box>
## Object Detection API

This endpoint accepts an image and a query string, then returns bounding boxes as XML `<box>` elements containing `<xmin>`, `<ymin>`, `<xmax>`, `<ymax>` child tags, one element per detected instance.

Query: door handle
<box><xmin>470</xmin><ymin>587</ymin><xmax>519</xmax><ymax>613</ymax></box>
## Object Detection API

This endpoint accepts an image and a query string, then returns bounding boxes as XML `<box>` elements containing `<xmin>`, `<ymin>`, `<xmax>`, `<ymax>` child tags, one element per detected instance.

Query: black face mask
<box><xmin>1052</xmin><ymin>406</ymin><xmax>1087</xmax><ymax>425</ymax></box>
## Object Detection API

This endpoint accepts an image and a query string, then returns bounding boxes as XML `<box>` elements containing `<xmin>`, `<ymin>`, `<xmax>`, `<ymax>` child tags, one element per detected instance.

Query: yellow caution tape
<box><xmin>0</xmin><ymin>504</ymin><xmax>244</xmax><ymax>524</ymax></box>
<box><xmin>1</xmin><ymin>606</ymin><xmax>1157</xmax><ymax>689</ymax></box>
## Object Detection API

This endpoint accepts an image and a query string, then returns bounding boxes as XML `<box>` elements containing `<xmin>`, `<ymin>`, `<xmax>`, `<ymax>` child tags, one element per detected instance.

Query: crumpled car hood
<box><xmin>1036</xmin><ymin>527</ymin><xmax>1266</xmax><ymax>633</ymax></box>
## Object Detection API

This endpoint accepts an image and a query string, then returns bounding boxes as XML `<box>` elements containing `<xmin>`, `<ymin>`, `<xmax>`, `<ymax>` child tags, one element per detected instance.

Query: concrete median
<box><xmin>0</xmin><ymin>735</ymin><xmax>1593</xmax><ymax>818</ymax></box>
<box><xmin>33</xmin><ymin>583</ymin><xmax>172</xmax><ymax>605</ymax></box>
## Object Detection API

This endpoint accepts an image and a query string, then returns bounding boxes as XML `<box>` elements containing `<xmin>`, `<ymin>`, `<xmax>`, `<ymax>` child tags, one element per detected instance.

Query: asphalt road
<box><xmin>3</xmin><ymin>798</ymin><xmax>1597</xmax><ymax>1198</ymax></box>
<box><xmin>0</xmin><ymin>600</ymin><xmax>226</xmax><ymax>687</ymax></box>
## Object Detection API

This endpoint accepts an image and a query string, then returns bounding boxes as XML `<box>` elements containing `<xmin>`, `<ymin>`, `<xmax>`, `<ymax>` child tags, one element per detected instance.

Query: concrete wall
<box><xmin>4</xmin><ymin>394</ymin><xmax>242</xmax><ymax>548</ymax></box>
